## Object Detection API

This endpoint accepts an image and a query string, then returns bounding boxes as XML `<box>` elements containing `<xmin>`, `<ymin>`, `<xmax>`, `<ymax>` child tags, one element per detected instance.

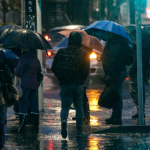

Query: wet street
<box><xmin>5</xmin><ymin>75</ymin><xmax>150</xmax><ymax>150</ymax></box>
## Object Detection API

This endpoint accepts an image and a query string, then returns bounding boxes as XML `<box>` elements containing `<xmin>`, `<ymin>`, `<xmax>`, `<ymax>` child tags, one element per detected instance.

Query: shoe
<box><xmin>61</xmin><ymin>121</ymin><xmax>67</xmax><ymax>139</ymax></box>
<box><xmin>76</xmin><ymin>132</ymin><xmax>86</xmax><ymax>138</ymax></box>
<box><xmin>105</xmin><ymin>117</ymin><xmax>122</xmax><ymax>125</ymax></box>
<box><xmin>131</xmin><ymin>113</ymin><xmax>146</xmax><ymax>119</ymax></box>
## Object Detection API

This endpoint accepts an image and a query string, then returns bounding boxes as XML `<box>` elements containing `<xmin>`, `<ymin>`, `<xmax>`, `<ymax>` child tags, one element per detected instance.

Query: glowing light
<box><xmin>90</xmin><ymin>52</ymin><xmax>97</xmax><ymax>59</ymax></box>
<box><xmin>47</xmin><ymin>50</ymin><xmax>52</xmax><ymax>56</ymax></box>
<box><xmin>126</xmin><ymin>77</ymin><xmax>129</xmax><ymax>80</ymax></box>
<box><xmin>44</xmin><ymin>35</ymin><xmax>49</xmax><ymax>41</ymax></box>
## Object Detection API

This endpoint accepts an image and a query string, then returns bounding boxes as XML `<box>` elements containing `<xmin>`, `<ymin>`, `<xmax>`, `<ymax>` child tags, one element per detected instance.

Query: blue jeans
<box><xmin>0</xmin><ymin>104</ymin><xmax>7</xmax><ymax>149</ymax></box>
<box><xmin>59</xmin><ymin>85</ymin><xmax>84</xmax><ymax>126</ymax></box>
<box><xmin>110</xmin><ymin>71</ymin><xmax>126</xmax><ymax>119</ymax></box>
<box><xmin>18</xmin><ymin>87</ymin><xmax>39</xmax><ymax>114</ymax></box>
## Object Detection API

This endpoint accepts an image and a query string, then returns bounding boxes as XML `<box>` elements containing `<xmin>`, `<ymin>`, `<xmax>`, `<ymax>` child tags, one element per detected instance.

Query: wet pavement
<box><xmin>5</xmin><ymin>75</ymin><xmax>150</xmax><ymax>150</ymax></box>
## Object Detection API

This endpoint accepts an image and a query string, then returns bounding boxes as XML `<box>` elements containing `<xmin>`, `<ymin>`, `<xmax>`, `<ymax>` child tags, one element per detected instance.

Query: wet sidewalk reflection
<box><xmin>5</xmin><ymin>76</ymin><xmax>150</xmax><ymax>149</ymax></box>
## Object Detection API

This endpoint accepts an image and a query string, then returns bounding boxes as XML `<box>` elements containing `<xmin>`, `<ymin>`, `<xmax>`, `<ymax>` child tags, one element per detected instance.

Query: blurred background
<box><xmin>0</xmin><ymin>0</ymin><xmax>149</xmax><ymax>35</ymax></box>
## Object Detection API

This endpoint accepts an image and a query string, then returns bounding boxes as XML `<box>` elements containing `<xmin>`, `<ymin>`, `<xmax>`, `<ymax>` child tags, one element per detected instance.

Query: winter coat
<box><xmin>0</xmin><ymin>64</ymin><xmax>14</xmax><ymax>105</ymax></box>
<box><xmin>51</xmin><ymin>31</ymin><xmax>90</xmax><ymax>85</ymax></box>
<box><xmin>14</xmin><ymin>50</ymin><xmax>41</xmax><ymax>89</ymax></box>
<box><xmin>102</xmin><ymin>39</ymin><xmax>126</xmax><ymax>76</ymax></box>
<box><xmin>128</xmin><ymin>44</ymin><xmax>150</xmax><ymax>76</ymax></box>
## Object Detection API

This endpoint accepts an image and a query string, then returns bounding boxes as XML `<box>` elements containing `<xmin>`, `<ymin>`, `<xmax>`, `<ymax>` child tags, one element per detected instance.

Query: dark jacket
<box><xmin>14</xmin><ymin>50</ymin><xmax>41</xmax><ymax>89</ymax></box>
<box><xmin>102</xmin><ymin>39</ymin><xmax>126</xmax><ymax>76</ymax></box>
<box><xmin>51</xmin><ymin>31</ymin><xmax>90</xmax><ymax>85</ymax></box>
<box><xmin>0</xmin><ymin>64</ymin><xmax>14</xmax><ymax>105</ymax></box>
<box><xmin>128</xmin><ymin>44</ymin><xmax>150</xmax><ymax>76</ymax></box>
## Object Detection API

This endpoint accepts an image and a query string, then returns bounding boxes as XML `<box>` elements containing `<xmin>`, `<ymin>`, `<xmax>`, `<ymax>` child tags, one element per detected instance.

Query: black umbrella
<box><xmin>0</xmin><ymin>25</ymin><xmax>21</xmax><ymax>43</ymax></box>
<box><xmin>1</xmin><ymin>29</ymin><xmax>52</xmax><ymax>50</ymax></box>
<box><xmin>0</xmin><ymin>47</ymin><xmax>19</xmax><ymax>59</ymax></box>
<box><xmin>124</xmin><ymin>24</ymin><xmax>150</xmax><ymax>49</ymax></box>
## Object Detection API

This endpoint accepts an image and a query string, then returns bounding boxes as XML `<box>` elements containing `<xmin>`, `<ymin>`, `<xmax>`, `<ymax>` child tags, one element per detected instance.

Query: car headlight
<box><xmin>90</xmin><ymin>52</ymin><xmax>97</xmax><ymax>59</ymax></box>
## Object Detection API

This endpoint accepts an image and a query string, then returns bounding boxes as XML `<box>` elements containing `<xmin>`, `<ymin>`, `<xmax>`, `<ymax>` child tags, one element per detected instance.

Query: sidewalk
<box><xmin>5</xmin><ymin>81</ymin><xmax>150</xmax><ymax>149</ymax></box>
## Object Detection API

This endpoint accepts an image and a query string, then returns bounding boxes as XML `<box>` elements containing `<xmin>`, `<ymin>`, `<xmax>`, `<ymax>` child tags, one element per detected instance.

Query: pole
<box><xmin>135</xmin><ymin>0</ymin><xmax>144</xmax><ymax>125</ymax></box>
<box><xmin>21</xmin><ymin>0</ymin><xmax>25</xmax><ymax>28</ymax></box>
<box><xmin>36</xmin><ymin>0</ymin><xmax>44</xmax><ymax>112</ymax></box>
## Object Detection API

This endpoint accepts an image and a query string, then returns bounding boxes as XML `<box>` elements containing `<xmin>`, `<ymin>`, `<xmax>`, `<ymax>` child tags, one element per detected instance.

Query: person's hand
<box><xmin>105</xmin><ymin>76</ymin><xmax>110</xmax><ymax>81</ymax></box>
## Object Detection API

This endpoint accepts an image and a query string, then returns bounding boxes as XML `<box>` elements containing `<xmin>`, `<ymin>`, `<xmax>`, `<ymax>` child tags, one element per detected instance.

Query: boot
<box><xmin>31</xmin><ymin>113</ymin><xmax>39</xmax><ymax>132</ymax></box>
<box><xmin>61</xmin><ymin>121</ymin><xmax>67</xmax><ymax>139</ymax></box>
<box><xmin>18</xmin><ymin>114</ymin><xmax>26</xmax><ymax>133</ymax></box>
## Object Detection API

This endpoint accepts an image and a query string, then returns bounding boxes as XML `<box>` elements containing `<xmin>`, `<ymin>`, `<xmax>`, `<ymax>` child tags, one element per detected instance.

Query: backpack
<box><xmin>123</xmin><ymin>43</ymin><xmax>134</xmax><ymax>66</ymax></box>
<box><xmin>57</xmin><ymin>48</ymin><xmax>82</xmax><ymax>81</ymax></box>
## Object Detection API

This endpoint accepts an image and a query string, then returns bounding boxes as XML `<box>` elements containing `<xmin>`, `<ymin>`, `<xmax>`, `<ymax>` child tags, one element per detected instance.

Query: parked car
<box><xmin>45</xmin><ymin>37</ymin><xmax>105</xmax><ymax>87</ymax></box>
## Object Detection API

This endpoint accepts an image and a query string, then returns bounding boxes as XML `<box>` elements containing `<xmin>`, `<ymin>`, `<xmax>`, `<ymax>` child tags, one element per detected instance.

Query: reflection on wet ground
<box><xmin>5</xmin><ymin>76</ymin><xmax>150</xmax><ymax>149</ymax></box>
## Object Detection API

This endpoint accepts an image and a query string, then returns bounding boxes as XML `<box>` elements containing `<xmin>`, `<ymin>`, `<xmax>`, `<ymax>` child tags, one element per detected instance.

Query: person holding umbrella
<box><xmin>101</xmin><ymin>33</ymin><xmax>127</xmax><ymax>125</ymax></box>
<box><xmin>14</xmin><ymin>49</ymin><xmax>42</xmax><ymax>133</ymax></box>
<box><xmin>0</xmin><ymin>28</ymin><xmax>51</xmax><ymax>132</ymax></box>
<box><xmin>0</xmin><ymin>47</ymin><xmax>18</xmax><ymax>150</ymax></box>
<box><xmin>85</xmin><ymin>20</ymin><xmax>132</xmax><ymax>125</ymax></box>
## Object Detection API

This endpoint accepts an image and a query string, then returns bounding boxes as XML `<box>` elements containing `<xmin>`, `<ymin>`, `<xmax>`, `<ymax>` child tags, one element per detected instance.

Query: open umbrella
<box><xmin>0</xmin><ymin>47</ymin><xmax>19</xmax><ymax>59</ymax></box>
<box><xmin>58</xmin><ymin>29</ymin><xmax>104</xmax><ymax>52</ymax></box>
<box><xmin>1</xmin><ymin>29</ymin><xmax>51</xmax><ymax>50</ymax></box>
<box><xmin>85</xmin><ymin>20</ymin><xmax>132</xmax><ymax>43</ymax></box>
<box><xmin>0</xmin><ymin>25</ymin><xmax>21</xmax><ymax>43</ymax></box>
<box><xmin>124</xmin><ymin>24</ymin><xmax>150</xmax><ymax>49</ymax></box>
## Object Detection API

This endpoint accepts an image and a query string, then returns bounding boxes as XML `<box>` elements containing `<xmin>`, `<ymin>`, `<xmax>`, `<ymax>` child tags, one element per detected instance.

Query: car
<box><xmin>45</xmin><ymin>37</ymin><xmax>105</xmax><ymax>87</ymax></box>
<box><xmin>44</xmin><ymin>25</ymin><xmax>87</xmax><ymax>48</ymax></box>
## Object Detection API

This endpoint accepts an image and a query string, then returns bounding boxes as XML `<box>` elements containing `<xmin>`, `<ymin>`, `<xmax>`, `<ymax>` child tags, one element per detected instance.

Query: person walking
<box><xmin>102</xmin><ymin>34</ymin><xmax>127</xmax><ymax>125</ymax></box>
<box><xmin>51</xmin><ymin>31</ymin><xmax>90</xmax><ymax>138</ymax></box>
<box><xmin>0</xmin><ymin>59</ymin><xmax>14</xmax><ymax>150</ymax></box>
<box><xmin>14</xmin><ymin>49</ymin><xmax>42</xmax><ymax>133</ymax></box>
<box><xmin>129</xmin><ymin>44</ymin><xmax>150</xmax><ymax>119</ymax></box>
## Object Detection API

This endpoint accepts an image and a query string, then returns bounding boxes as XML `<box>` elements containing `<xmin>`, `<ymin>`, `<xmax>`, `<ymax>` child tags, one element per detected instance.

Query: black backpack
<box><xmin>57</xmin><ymin>48</ymin><xmax>82</xmax><ymax>81</ymax></box>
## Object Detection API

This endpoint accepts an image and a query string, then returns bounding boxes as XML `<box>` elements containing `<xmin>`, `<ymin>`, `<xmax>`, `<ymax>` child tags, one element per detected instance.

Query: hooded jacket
<box><xmin>51</xmin><ymin>31</ymin><xmax>90</xmax><ymax>85</ymax></box>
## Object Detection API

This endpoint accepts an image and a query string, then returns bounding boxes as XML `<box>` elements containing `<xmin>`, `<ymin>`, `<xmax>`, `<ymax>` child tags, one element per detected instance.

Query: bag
<box><xmin>98</xmin><ymin>80</ymin><xmax>120</xmax><ymax>109</ymax></box>
<box><xmin>37</xmin><ymin>70</ymin><xmax>43</xmax><ymax>84</ymax></box>
<box><xmin>13</xmin><ymin>76</ymin><xmax>23</xmax><ymax>98</ymax></box>
<box><xmin>123</xmin><ymin>43</ymin><xmax>134</xmax><ymax>66</ymax></box>
<box><xmin>57</xmin><ymin>48</ymin><xmax>81</xmax><ymax>81</ymax></box>
<box><xmin>5</xmin><ymin>83</ymin><xmax>19</xmax><ymax>107</ymax></box>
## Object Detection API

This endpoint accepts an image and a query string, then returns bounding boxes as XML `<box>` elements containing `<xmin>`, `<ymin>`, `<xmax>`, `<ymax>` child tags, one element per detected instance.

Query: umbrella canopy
<box><xmin>0</xmin><ymin>47</ymin><xmax>19</xmax><ymax>59</ymax></box>
<box><xmin>1</xmin><ymin>29</ymin><xmax>52</xmax><ymax>50</ymax></box>
<box><xmin>0</xmin><ymin>25</ymin><xmax>21</xmax><ymax>43</ymax></box>
<box><xmin>85</xmin><ymin>20</ymin><xmax>132</xmax><ymax>43</ymax></box>
<box><xmin>58</xmin><ymin>29</ymin><xmax>104</xmax><ymax>52</ymax></box>
<box><xmin>124</xmin><ymin>24</ymin><xmax>150</xmax><ymax>49</ymax></box>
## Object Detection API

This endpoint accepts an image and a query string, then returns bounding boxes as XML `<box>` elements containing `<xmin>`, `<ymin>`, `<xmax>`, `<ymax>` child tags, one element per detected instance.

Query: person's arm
<box><xmin>14</xmin><ymin>59</ymin><xmax>25</xmax><ymax>77</ymax></box>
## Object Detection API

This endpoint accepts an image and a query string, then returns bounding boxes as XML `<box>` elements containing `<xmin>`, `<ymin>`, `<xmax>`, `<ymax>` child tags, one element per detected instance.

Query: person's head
<box><xmin>68</xmin><ymin>31</ymin><xmax>82</xmax><ymax>48</ymax></box>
